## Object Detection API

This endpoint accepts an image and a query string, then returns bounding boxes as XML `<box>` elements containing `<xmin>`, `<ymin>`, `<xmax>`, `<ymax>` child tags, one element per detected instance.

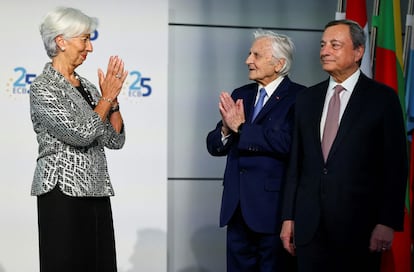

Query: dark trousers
<box><xmin>226</xmin><ymin>206</ymin><xmax>296</xmax><ymax>272</ymax></box>
<box><xmin>37</xmin><ymin>186</ymin><xmax>117</xmax><ymax>272</ymax></box>
<box><xmin>295</xmin><ymin>221</ymin><xmax>381</xmax><ymax>272</ymax></box>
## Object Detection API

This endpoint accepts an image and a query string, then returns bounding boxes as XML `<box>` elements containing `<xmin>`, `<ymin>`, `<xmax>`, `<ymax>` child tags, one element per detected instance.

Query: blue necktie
<box><xmin>252</xmin><ymin>88</ymin><xmax>267</xmax><ymax>121</ymax></box>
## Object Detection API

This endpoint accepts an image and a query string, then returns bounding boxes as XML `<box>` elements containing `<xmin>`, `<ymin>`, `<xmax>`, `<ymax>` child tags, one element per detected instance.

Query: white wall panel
<box><xmin>168</xmin><ymin>179</ymin><xmax>226</xmax><ymax>272</ymax></box>
<box><xmin>169</xmin><ymin>0</ymin><xmax>337</xmax><ymax>29</ymax></box>
<box><xmin>0</xmin><ymin>1</ymin><xmax>168</xmax><ymax>271</ymax></box>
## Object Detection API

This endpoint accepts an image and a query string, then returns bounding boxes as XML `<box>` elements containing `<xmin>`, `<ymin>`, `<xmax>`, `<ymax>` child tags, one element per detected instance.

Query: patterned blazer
<box><xmin>29</xmin><ymin>63</ymin><xmax>125</xmax><ymax>197</ymax></box>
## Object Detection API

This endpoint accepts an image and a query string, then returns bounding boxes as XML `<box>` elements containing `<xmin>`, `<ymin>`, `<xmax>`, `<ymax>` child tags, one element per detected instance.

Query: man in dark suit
<box><xmin>280</xmin><ymin>20</ymin><xmax>408</xmax><ymax>272</ymax></box>
<box><xmin>206</xmin><ymin>30</ymin><xmax>305</xmax><ymax>271</ymax></box>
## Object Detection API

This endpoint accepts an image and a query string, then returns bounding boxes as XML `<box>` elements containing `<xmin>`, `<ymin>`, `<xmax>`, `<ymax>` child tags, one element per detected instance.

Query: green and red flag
<box><xmin>373</xmin><ymin>0</ymin><xmax>412</xmax><ymax>271</ymax></box>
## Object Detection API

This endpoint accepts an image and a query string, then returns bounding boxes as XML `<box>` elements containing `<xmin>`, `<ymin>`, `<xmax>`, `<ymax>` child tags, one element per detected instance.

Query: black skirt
<box><xmin>37</xmin><ymin>186</ymin><xmax>117</xmax><ymax>272</ymax></box>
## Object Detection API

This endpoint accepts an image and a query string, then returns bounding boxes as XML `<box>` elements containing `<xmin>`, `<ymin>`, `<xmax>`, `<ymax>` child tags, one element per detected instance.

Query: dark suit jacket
<box><xmin>207</xmin><ymin>77</ymin><xmax>305</xmax><ymax>234</ymax></box>
<box><xmin>281</xmin><ymin>73</ymin><xmax>408</xmax><ymax>248</ymax></box>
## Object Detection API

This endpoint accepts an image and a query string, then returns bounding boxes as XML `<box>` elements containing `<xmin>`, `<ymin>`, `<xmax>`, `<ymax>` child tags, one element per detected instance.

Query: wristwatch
<box><xmin>110</xmin><ymin>103</ymin><xmax>120</xmax><ymax>114</ymax></box>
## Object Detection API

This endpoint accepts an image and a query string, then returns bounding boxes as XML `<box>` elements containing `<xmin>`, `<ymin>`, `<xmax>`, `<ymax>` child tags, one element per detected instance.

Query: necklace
<box><xmin>75</xmin><ymin>75</ymin><xmax>96</xmax><ymax>109</ymax></box>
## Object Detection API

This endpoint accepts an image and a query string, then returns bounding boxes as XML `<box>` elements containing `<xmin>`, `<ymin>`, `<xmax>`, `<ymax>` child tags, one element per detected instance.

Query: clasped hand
<box><xmin>219</xmin><ymin>92</ymin><xmax>245</xmax><ymax>134</ymax></box>
<box><xmin>98</xmin><ymin>55</ymin><xmax>128</xmax><ymax>101</ymax></box>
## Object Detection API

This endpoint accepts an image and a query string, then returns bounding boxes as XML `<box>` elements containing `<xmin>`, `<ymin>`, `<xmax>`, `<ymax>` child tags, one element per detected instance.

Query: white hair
<box><xmin>253</xmin><ymin>29</ymin><xmax>295</xmax><ymax>76</ymax></box>
<box><xmin>40</xmin><ymin>7</ymin><xmax>98</xmax><ymax>58</ymax></box>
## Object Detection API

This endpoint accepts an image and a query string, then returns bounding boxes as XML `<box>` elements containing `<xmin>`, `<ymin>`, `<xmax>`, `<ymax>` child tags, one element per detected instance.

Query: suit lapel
<box><xmin>45</xmin><ymin>63</ymin><xmax>89</xmax><ymax>107</ymax></box>
<box><xmin>252</xmin><ymin>77</ymin><xmax>291</xmax><ymax>123</ymax></box>
<box><xmin>312</xmin><ymin>81</ymin><xmax>330</xmax><ymax>160</ymax></box>
<box><xmin>244</xmin><ymin>84</ymin><xmax>258</xmax><ymax>122</ymax></box>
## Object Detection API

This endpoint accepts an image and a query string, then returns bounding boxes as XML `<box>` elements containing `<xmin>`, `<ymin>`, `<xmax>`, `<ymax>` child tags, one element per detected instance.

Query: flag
<box><xmin>405</xmin><ymin>12</ymin><xmax>414</xmax><ymax>249</ymax></box>
<box><xmin>407</xmin><ymin>14</ymin><xmax>414</xmax><ymax>134</ymax></box>
<box><xmin>373</xmin><ymin>0</ymin><xmax>405</xmax><ymax>103</ymax></box>
<box><xmin>373</xmin><ymin>1</ymin><xmax>412</xmax><ymax>272</ymax></box>
<box><xmin>345</xmin><ymin>0</ymin><xmax>372</xmax><ymax>77</ymax></box>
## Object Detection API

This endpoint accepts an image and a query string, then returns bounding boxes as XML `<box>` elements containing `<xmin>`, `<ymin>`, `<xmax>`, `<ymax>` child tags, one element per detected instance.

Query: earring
<box><xmin>60</xmin><ymin>47</ymin><xmax>65</xmax><ymax>52</ymax></box>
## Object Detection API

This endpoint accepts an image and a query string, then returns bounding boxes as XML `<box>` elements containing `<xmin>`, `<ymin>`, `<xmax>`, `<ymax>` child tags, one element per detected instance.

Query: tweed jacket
<box><xmin>30</xmin><ymin>63</ymin><xmax>125</xmax><ymax>197</ymax></box>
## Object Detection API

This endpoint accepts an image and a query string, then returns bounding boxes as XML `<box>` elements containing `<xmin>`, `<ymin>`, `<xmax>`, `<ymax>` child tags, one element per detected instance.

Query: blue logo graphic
<box><xmin>127</xmin><ymin>70</ymin><xmax>152</xmax><ymax>97</ymax></box>
<box><xmin>6</xmin><ymin>64</ymin><xmax>153</xmax><ymax>100</ymax></box>
<box><xmin>11</xmin><ymin>67</ymin><xmax>36</xmax><ymax>94</ymax></box>
<box><xmin>91</xmin><ymin>30</ymin><xmax>98</xmax><ymax>41</ymax></box>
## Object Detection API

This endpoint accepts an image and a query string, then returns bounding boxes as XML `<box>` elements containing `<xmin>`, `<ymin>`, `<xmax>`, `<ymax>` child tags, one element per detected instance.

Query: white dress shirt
<box><xmin>320</xmin><ymin>70</ymin><xmax>360</xmax><ymax>140</ymax></box>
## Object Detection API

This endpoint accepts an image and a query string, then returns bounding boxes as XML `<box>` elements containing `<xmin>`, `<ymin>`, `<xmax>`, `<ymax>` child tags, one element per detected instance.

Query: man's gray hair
<box><xmin>253</xmin><ymin>29</ymin><xmax>295</xmax><ymax>77</ymax></box>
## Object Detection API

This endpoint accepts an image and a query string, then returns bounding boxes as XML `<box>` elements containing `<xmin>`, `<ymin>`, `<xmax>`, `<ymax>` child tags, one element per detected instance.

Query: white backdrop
<box><xmin>0</xmin><ymin>1</ymin><xmax>167</xmax><ymax>271</ymax></box>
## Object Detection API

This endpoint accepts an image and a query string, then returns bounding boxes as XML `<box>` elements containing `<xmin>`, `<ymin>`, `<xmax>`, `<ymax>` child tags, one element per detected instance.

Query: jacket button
<box><xmin>323</xmin><ymin>168</ymin><xmax>328</xmax><ymax>175</ymax></box>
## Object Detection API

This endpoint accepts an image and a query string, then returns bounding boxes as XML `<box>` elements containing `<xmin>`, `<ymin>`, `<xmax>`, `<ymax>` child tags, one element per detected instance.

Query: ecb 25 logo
<box><xmin>127</xmin><ymin>71</ymin><xmax>152</xmax><ymax>97</ymax></box>
<box><xmin>10</xmin><ymin>67</ymin><xmax>152</xmax><ymax>97</ymax></box>
<box><xmin>11</xmin><ymin>67</ymin><xmax>35</xmax><ymax>94</ymax></box>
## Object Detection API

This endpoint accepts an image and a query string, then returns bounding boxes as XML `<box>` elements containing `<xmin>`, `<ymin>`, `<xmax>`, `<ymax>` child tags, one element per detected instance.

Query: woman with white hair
<box><xmin>30</xmin><ymin>6</ymin><xmax>127</xmax><ymax>272</ymax></box>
